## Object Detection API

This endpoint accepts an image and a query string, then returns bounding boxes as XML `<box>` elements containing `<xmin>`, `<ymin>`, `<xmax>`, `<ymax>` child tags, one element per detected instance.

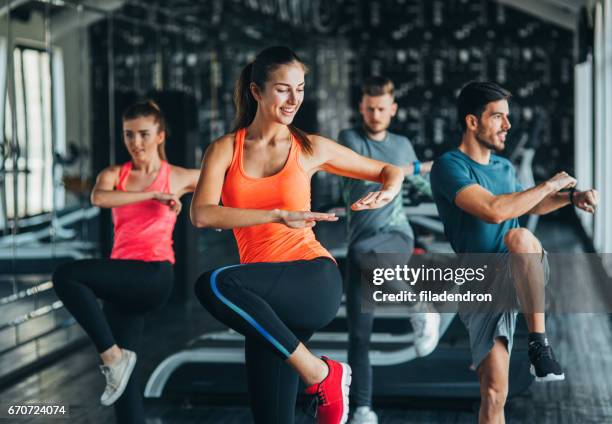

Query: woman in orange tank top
<box><xmin>191</xmin><ymin>47</ymin><xmax>404</xmax><ymax>424</ymax></box>
<box><xmin>52</xmin><ymin>101</ymin><xmax>200</xmax><ymax>424</ymax></box>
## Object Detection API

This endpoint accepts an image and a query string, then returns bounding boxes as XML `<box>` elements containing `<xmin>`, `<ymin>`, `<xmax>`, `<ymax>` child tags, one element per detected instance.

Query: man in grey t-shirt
<box><xmin>340</xmin><ymin>127</ymin><xmax>417</xmax><ymax>244</ymax></box>
<box><xmin>338</xmin><ymin>77</ymin><xmax>439</xmax><ymax>424</ymax></box>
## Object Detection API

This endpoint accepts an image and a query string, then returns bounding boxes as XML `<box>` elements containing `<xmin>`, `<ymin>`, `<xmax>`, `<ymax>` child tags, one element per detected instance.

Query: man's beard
<box><xmin>363</xmin><ymin>122</ymin><xmax>386</xmax><ymax>137</ymax></box>
<box><xmin>475</xmin><ymin>129</ymin><xmax>504</xmax><ymax>152</ymax></box>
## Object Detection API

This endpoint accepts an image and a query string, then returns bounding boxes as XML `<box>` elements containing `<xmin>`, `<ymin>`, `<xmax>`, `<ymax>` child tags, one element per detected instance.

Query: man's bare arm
<box><xmin>455</xmin><ymin>172</ymin><xmax>576</xmax><ymax>223</ymax></box>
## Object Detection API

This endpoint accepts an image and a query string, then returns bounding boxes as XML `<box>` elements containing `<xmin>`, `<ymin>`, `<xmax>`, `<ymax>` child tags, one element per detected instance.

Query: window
<box><xmin>593</xmin><ymin>0</ymin><xmax>612</xmax><ymax>265</ymax></box>
<box><xmin>2</xmin><ymin>44</ymin><xmax>65</xmax><ymax>221</ymax></box>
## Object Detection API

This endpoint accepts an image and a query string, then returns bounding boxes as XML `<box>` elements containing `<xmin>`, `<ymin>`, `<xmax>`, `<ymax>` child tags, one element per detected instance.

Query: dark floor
<box><xmin>1</xmin><ymin>218</ymin><xmax>611</xmax><ymax>423</ymax></box>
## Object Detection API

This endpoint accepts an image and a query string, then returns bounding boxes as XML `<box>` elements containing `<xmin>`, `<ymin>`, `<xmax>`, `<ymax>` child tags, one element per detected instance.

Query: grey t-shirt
<box><xmin>338</xmin><ymin>127</ymin><xmax>417</xmax><ymax>244</ymax></box>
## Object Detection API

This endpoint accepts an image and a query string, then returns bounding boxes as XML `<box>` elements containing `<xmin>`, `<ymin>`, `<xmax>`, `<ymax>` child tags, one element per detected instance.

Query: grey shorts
<box><xmin>459</xmin><ymin>250</ymin><xmax>550</xmax><ymax>369</ymax></box>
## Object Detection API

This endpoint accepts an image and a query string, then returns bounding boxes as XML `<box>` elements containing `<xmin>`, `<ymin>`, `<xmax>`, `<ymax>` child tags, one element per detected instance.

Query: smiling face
<box><xmin>469</xmin><ymin>99</ymin><xmax>511</xmax><ymax>152</ymax></box>
<box><xmin>122</xmin><ymin>115</ymin><xmax>165</xmax><ymax>162</ymax></box>
<box><xmin>250</xmin><ymin>61</ymin><xmax>305</xmax><ymax>126</ymax></box>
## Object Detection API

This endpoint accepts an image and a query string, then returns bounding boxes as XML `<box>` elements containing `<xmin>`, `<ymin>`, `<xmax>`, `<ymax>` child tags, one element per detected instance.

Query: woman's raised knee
<box><xmin>194</xmin><ymin>270</ymin><xmax>215</xmax><ymax>302</ymax></box>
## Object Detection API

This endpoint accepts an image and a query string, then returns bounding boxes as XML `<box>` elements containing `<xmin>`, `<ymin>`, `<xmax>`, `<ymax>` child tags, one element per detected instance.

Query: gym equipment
<box><xmin>144</xmin><ymin>303</ymin><xmax>533</xmax><ymax>401</ymax></box>
<box><xmin>144</xmin><ymin>216</ymin><xmax>534</xmax><ymax>402</ymax></box>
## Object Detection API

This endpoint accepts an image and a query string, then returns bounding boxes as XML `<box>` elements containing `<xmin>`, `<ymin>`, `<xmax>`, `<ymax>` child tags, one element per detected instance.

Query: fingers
<box><xmin>309</xmin><ymin>212</ymin><xmax>339</xmax><ymax>221</ymax></box>
<box><xmin>560</xmin><ymin>172</ymin><xmax>576</xmax><ymax>189</ymax></box>
<box><xmin>351</xmin><ymin>191</ymin><xmax>393</xmax><ymax>210</ymax></box>
<box><xmin>575</xmin><ymin>189</ymin><xmax>599</xmax><ymax>214</ymax></box>
<box><xmin>586</xmin><ymin>189</ymin><xmax>598</xmax><ymax>206</ymax></box>
<box><xmin>351</xmin><ymin>191</ymin><xmax>381</xmax><ymax>210</ymax></box>
<box><xmin>564</xmin><ymin>178</ymin><xmax>577</xmax><ymax>189</ymax></box>
<box><xmin>150</xmin><ymin>192</ymin><xmax>183</xmax><ymax>214</ymax></box>
<box><xmin>171</xmin><ymin>202</ymin><xmax>182</xmax><ymax>214</ymax></box>
<box><xmin>281</xmin><ymin>211</ymin><xmax>337</xmax><ymax>229</ymax></box>
<box><xmin>581</xmin><ymin>189</ymin><xmax>598</xmax><ymax>213</ymax></box>
<box><xmin>300</xmin><ymin>212</ymin><xmax>338</xmax><ymax>222</ymax></box>
<box><xmin>166</xmin><ymin>197</ymin><xmax>182</xmax><ymax>214</ymax></box>
<box><xmin>550</xmin><ymin>172</ymin><xmax>577</xmax><ymax>191</ymax></box>
<box><xmin>580</xmin><ymin>203</ymin><xmax>595</xmax><ymax>213</ymax></box>
<box><xmin>154</xmin><ymin>192</ymin><xmax>175</xmax><ymax>203</ymax></box>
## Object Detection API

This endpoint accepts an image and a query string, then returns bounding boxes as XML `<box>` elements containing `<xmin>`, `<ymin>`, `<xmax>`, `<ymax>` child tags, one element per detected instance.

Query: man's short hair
<box><xmin>362</xmin><ymin>76</ymin><xmax>395</xmax><ymax>97</ymax></box>
<box><xmin>457</xmin><ymin>81</ymin><xmax>511</xmax><ymax>131</ymax></box>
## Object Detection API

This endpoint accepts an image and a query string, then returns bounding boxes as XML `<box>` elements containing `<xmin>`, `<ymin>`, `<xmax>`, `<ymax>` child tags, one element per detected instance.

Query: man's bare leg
<box><xmin>503</xmin><ymin>228</ymin><xmax>545</xmax><ymax>332</ymax></box>
<box><xmin>477</xmin><ymin>338</ymin><xmax>509</xmax><ymax>424</ymax></box>
<box><xmin>503</xmin><ymin>228</ymin><xmax>564</xmax><ymax>382</ymax></box>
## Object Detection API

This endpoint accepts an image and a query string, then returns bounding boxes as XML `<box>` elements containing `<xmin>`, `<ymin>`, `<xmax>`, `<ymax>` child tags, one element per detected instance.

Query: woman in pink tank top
<box><xmin>52</xmin><ymin>100</ymin><xmax>199</xmax><ymax>424</ymax></box>
<box><xmin>190</xmin><ymin>47</ymin><xmax>405</xmax><ymax>424</ymax></box>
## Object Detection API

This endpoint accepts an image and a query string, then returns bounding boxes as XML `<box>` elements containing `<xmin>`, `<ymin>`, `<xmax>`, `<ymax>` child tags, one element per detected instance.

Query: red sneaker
<box><xmin>304</xmin><ymin>356</ymin><xmax>351</xmax><ymax>424</ymax></box>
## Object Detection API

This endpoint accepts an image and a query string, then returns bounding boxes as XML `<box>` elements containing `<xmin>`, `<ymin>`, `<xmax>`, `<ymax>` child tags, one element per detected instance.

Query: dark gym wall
<box><xmin>88</xmin><ymin>0</ymin><xmax>575</xmax><ymax>297</ymax></box>
<box><xmin>88</xmin><ymin>1</ymin><xmax>351</xmax><ymax>298</ymax></box>
<box><xmin>341</xmin><ymin>0</ymin><xmax>574</xmax><ymax>182</ymax></box>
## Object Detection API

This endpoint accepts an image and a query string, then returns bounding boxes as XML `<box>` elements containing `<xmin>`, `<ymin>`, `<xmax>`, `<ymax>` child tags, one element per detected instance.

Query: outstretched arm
<box><xmin>90</xmin><ymin>166</ymin><xmax>173</xmax><ymax>209</ymax></box>
<box><xmin>309</xmin><ymin>135</ymin><xmax>404</xmax><ymax>211</ymax></box>
<box><xmin>454</xmin><ymin>172</ymin><xmax>577</xmax><ymax>224</ymax></box>
<box><xmin>528</xmin><ymin>188</ymin><xmax>598</xmax><ymax>215</ymax></box>
<box><xmin>91</xmin><ymin>166</ymin><xmax>182</xmax><ymax>213</ymax></box>
<box><xmin>189</xmin><ymin>135</ymin><xmax>337</xmax><ymax>230</ymax></box>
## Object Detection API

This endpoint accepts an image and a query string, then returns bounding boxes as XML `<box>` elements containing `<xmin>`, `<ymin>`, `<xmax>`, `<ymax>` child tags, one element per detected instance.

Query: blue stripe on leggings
<box><xmin>210</xmin><ymin>265</ymin><xmax>291</xmax><ymax>358</ymax></box>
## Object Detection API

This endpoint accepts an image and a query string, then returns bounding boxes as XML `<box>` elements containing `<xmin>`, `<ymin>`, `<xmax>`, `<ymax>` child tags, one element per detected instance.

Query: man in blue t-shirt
<box><xmin>431</xmin><ymin>81</ymin><xmax>599</xmax><ymax>423</ymax></box>
<box><xmin>339</xmin><ymin>76</ymin><xmax>439</xmax><ymax>424</ymax></box>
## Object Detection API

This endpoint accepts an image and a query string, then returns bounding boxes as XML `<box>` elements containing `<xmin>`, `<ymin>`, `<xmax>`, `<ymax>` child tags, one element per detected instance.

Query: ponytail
<box><xmin>232</xmin><ymin>62</ymin><xmax>257</xmax><ymax>131</ymax></box>
<box><xmin>157</xmin><ymin>139</ymin><xmax>167</xmax><ymax>162</ymax></box>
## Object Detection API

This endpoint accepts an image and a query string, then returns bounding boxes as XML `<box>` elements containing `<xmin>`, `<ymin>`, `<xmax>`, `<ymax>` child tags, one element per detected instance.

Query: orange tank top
<box><xmin>111</xmin><ymin>161</ymin><xmax>176</xmax><ymax>263</ymax></box>
<box><xmin>221</xmin><ymin>128</ymin><xmax>332</xmax><ymax>264</ymax></box>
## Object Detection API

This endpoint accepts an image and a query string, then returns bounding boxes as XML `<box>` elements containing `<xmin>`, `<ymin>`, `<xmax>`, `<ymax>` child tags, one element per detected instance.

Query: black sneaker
<box><xmin>528</xmin><ymin>341</ymin><xmax>565</xmax><ymax>382</ymax></box>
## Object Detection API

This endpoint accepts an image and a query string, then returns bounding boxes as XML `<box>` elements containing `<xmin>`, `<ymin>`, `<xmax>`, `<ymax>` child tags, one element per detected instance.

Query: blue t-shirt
<box><xmin>338</xmin><ymin>128</ymin><xmax>416</xmax><ymax>244</ymax></box>
<box><xmin>430</xmin><ymin>149</ymin><xmax>522</xmax><ymax>254</ymax></box>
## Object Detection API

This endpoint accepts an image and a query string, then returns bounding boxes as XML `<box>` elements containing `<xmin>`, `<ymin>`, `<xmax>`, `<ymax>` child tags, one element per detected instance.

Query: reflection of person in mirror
<box><xmin>52</xmin><ymin>100</ymin><xmax>200</xmax><ymax>424</ymax></box>
<box><xmin>431</xmin><ymin>81</ymin><xmax>598</xmax><ymax>423</ymax></box>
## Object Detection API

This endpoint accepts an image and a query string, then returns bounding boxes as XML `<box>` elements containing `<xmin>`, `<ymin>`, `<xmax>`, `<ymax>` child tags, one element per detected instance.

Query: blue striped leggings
<box><xmin>194</xmin><ymin>257</ymin><xmax>342</xmax><ymax>423</ymax></box>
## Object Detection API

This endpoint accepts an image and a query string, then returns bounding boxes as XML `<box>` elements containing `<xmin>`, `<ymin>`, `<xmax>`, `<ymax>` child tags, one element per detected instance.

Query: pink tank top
<box><xmin>110</xmin><ymin>161</ymin><xmax>176</xmax><ymax>263</ymax></box>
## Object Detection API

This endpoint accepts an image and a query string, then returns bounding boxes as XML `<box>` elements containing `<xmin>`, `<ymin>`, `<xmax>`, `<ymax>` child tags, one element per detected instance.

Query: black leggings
<box><xmin>52</xmin><ymin>259</ymin><xmax>173</xmax><ymax>424</ymax></box>
<box><xmin>194</xmin><ymin>257</ymin><xmax>343</xmax><ymax>424</ymax></box>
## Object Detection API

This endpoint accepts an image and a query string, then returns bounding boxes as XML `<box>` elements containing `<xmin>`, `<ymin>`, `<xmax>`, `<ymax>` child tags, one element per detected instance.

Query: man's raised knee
<box><xmin>504</xmin><ymin>228</ymin><xmax>540</xmax><ymax>253</ymax></box>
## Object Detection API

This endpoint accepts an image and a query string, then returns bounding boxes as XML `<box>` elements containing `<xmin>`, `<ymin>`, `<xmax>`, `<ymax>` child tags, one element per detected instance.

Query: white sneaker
<box><xmin>409</xmin><ymin>311</ymin><xmax>441</xmax><ymax>357</ymax></box>
<box><xmin>99</xmin><ymin>348</ymin><xmax>137</xmax><ymax>406</ymax></box>
<box><xmin>349</xmin><ymin>406</ymin><xmax>378</xmax><ymax>424</ymax></box>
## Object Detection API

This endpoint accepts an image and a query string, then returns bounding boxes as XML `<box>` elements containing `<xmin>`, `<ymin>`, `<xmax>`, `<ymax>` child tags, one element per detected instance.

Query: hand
<box><xmin>574</xmin><ymin>189</ymin><xmax>599</xmax><ymax>213</ymax></box>
<box><xmin>277</xmin><ymin>210</ymin><xmax>338</xmax><ymax>229</ymax></box>
<box><xmin>420</xmin><ymin>160</ymin><xmax>434</xmax><ymax>174</ymax></box>
<box><xmin>154</xmin><ymin>192</ymin><xmax>182</xmax><ymax>214</ymax></box>
<box><xmin>546</xmin><ymin>172</ymin><xmax>577</xmax><ymax>192</ymax></box>
<box><xmin>351</xmin><ymin>189</ymin><xmax>396</xmax><ymax>211</ymax></box>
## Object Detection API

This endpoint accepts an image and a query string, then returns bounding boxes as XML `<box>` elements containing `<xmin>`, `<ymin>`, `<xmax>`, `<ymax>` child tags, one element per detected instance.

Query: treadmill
<box><xmin>144</xmin><ymin>201</ymin><xmax>534</xmax><ymax>402</ymax></box>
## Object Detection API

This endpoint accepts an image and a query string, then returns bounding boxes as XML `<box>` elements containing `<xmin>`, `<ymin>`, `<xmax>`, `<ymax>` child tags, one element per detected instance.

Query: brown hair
<box><xmin>362</xmin><ymin>76</ymin><xmax>395</xmax><ymax>98</ymax></box>
<box><xmin>232</xmin><ymin>46</ymin><xmax>313</xmax><ymax>154</ymax></box>
<box><xmin>122</xmin><ymin>100</ymin><xmax>167</xmax><ymax>161</ymax></box>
